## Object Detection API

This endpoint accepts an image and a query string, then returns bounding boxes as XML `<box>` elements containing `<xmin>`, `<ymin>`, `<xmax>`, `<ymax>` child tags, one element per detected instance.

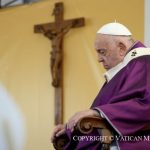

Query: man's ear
<box><xmin>118</xmin><ymin>42</ymin><xmax>127</xmax><ymax>56</ymax></box>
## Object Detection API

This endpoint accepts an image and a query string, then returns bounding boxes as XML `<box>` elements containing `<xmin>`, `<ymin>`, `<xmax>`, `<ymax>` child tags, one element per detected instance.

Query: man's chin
<box><xmin>103</xmin><ymin>65</ymin><xmax>110</xmax><ymax>70</ymax></box>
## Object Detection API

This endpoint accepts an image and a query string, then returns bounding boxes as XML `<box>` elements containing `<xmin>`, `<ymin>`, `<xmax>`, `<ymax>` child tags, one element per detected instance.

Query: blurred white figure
<box><xmin>0</xmin><ymin>84</ymin><xmax>26</xmax><ymax>150</ymax></box>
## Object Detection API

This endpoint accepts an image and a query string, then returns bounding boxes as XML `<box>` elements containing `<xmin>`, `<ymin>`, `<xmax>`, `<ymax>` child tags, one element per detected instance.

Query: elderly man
<box><xmin>51</xmin><ymin>22</ymin><xmax>150</xmax><ymax>150</ymax></box>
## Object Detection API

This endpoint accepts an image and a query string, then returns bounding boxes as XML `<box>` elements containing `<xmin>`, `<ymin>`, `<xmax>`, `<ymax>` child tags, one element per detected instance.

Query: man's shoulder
<box><xmin>126</xmin><ymin>47</ymin><xmax>150</xmax><ymax>67</ymax></box>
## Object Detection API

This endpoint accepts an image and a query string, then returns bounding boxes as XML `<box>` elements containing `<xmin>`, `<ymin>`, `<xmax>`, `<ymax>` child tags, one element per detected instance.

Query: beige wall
<box><xmin>0</xmin><ymin>0</ymin><xmax>144</xmax><ymax>149</ymax></box>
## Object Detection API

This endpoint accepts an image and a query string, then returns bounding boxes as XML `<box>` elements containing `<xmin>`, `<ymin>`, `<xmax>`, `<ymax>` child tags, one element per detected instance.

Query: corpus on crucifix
<box><xmin>34</xmin><ymin>2</ymin><xmax>85</xmax><ymax>124</ymax></box>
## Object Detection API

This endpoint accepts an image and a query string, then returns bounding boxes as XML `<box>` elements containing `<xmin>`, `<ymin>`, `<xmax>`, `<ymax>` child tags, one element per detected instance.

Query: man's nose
<box><xmin>98</xmin><ymin>55</ymin><xmax>104</xmax><ymax>62</ymax></box>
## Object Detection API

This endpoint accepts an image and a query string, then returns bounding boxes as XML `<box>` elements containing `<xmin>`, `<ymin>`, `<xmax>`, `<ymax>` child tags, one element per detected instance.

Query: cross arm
<box><xmin>34</xmin><ymin>22</ymin><xmax>56</xmax><ymax>33</ymax></box>
<box><xmin>63</xmin><ymin>17</ymin><xmax>85</xmax><ymax>28</ymax></box>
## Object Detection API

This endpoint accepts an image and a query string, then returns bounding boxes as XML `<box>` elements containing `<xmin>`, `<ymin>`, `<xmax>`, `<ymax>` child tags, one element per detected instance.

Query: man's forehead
<box><xmin>95</xmin><ymin>34</ymin><xmax>109</xmax><ymax>46</ymax></box>
<box><xmin>95</xmin><ymin>34</ymin><xmax>111</xmax><ymax>41</ymax></box>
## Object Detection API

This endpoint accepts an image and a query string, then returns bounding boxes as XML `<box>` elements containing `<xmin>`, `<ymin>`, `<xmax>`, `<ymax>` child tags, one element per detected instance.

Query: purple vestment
<box><xmin>64</xmin><ymin>41</ymin><xmax>150</xmax><ymax>150</ymax></box>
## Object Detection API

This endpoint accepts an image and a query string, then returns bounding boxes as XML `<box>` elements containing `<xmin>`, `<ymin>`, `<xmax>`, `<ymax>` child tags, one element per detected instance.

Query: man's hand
<box><xmin>51</xmin><ymin>124</ymin><xmax>65</xmax><ymax>142</ymax></box>
<box><xmin>66</xmin><ymin>109</ymin><xmax>99</xmax><ymax>132</ymax></box>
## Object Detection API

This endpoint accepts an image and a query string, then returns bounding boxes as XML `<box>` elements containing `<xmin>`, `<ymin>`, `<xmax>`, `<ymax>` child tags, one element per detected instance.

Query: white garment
<box><xmin>0</xmin><ymin>84</ymin><xmax>26</xmax><ymax>150</ymax></box>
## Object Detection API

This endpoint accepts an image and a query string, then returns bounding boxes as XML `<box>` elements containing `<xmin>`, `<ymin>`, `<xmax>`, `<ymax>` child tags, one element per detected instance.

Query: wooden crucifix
<box><xmin>34</xmin><ymin>2</ymin><xmax>85</xmax><ymax>125</ymax></box>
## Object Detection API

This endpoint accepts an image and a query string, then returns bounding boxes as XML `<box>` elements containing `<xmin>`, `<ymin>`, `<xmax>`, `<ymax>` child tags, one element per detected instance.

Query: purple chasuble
<box><xmin>63</xmin><ymin>41</ymin><xmax>150</xmax><ymax>150</ymax></box>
